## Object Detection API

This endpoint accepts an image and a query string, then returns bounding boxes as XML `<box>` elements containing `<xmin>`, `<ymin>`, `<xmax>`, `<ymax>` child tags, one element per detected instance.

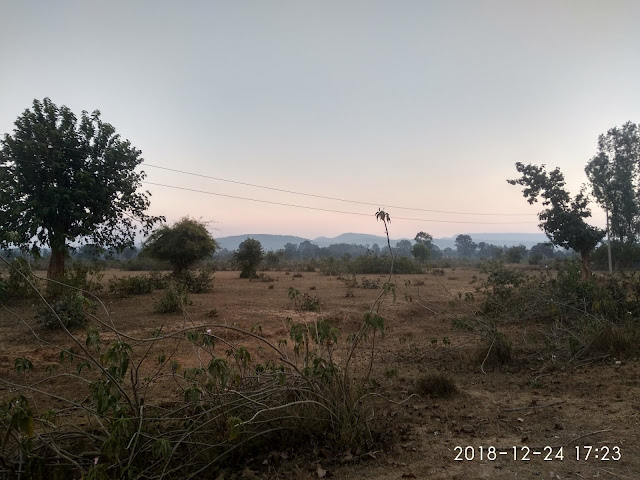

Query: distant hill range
<box><xmin>215</xmin><ymin>232</ymin><xmax>549</xmax><ymax>252</ymax></box>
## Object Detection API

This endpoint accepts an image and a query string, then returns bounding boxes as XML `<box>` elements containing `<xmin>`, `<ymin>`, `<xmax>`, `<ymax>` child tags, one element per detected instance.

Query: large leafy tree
<box><xmin>412</xmin><ymin>243</ymin><xmax>430</xmax><ymax>263</ymax></box>
<box><xmin>508</xmin><ymin>162</ymin><xmax>604</xmax><ymax>279</ymax></box>
<box><xmin>455</xmin><ymin>234</ymin><xmax>477</xmax><ymax>258</ymax></box>
<box><xmin>414</xmin><ymin>231</ymin><xmax>442</xmax><ymax>260</ymax></box>
<box><xmin>584</xmin><ymin>121</ymin><xmax>640</xmax><ymax>244</ymax></box>
<box><xmin>0</xmin><ymin>98</ymin><xmax>163</xmax><ymax>281</ymax></box>
<box><xmin>234</xmin><ymin>238</ymin><xmax>264</xmax><ymax>278</ymax></box>
<box><xmin>142</xmin><ymin>217</ymin><xmax>218</xmax><ymax>274</ymax></box>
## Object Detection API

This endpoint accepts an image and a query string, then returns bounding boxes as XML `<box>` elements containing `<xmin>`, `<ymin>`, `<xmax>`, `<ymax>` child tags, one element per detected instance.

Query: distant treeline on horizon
<box><xmin>1</xmin><ymin>234</ymin><xmax>574</xmax><ymax>266</ymax></box>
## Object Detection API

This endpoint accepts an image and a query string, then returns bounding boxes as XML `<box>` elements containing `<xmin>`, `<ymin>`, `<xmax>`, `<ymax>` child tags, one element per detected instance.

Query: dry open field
<box><xmin>1</xmin><ymin>267</ymin><xmax>639</xmax><ymax>479</ymax></box>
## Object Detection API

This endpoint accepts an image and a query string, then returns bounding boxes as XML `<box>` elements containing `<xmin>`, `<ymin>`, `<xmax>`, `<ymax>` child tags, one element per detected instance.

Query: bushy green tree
<box><xmin>394</xmin><ymin>239</ymin><xmax>413</xmax><ymax>258</ymax></box>
<box><xmin>414</xmin><ymin>231</ymin><xmax>433</xmax><ymax>246</ymax></box>
<box><xmin>504</xmin><ymin>245</ymin><xmax>527</xmax><ymax>264</ymax></box>
<box><xmin>0</xmin><ymin>98</ymin><xmax>163</xmax><ymax>281</ymax></box>
<box><xmin>142</xmin><ymin>217</ymin><xmax>218</xmax><ymax>273</ymax></box>
<box><xmin>508</xmin><ymin>162</ymin><xmax>604</xmax><ymax>279</ymax></box>
<box><xmin>234</xmin><ymin>238</ymin><xmax>264</xmax><ymax>278</ymax></box>
<box><xmin>529</xmin><ymin>242</ymin><xmax>555</xmax><ymax>265</ymax></box>
<box><xmin>455</xmin><ymin>234</ymin><xmax>477</xmax><ymax>258</ymax></box>
<box><xmin>412</xmin><ymin>243</ymin><xmax>430</xmax><ymax>263</ymax></box>
<box><xmin>415</xmin><ymin>231</ymin><xmax>442</xmax><ymax>260</ymax></box>
<box><xmin>477</xmin><ymin>242</ymin><xmax>503</xmax><ymax>260</ymax></box>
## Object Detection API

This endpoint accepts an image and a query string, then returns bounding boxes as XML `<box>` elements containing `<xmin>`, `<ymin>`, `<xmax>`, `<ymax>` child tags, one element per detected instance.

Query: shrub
<box><xmin>154</xmin><ymin>284</ymin><xmax>190</xmax><ymax>314</ymax></box>
<box><xmin>175</xmin><ymin>268</ymin><xmax>213</xmax><ymax>293</ymax></box>
<box><xmin>288</xmin><ymin>287</ymin><xmax>321</xmax><ymax>312</ymax></box>
<box><xmin>471</xmin><ymin>259</ymin><xmax>640</xmax><ymax>362</ymax></box>
<box><xmin>109</xmin><ymin>274</ymin><xmax>159</xmax><ymax>295</ymax></box>
<box><xmin>360</xmin><ymin>277</ymin><xmax>380</xmax><ymax>289</ymax></box>
<box><xmin>120</xmin><ymin>256</ymin><xmax>170</xmax><ymax>271</ymax></box>
<box><xmin>413</xmin><ymin>373</ymin><xmax>458</xmax><ymax>398</ymax></box>
<box><xmin>318</xmin><ymin>257</ymin><xmax>345</xmax><ymax>276</ymax></box>
<box><xmin>256</xmin><ymin>273</ymin><xmax>274</xmax><ymax>282</ymax></box>
<box><xmin>478</xmin><ymin>330</ymin><xmax>513</xmax><ymax>368</ymax></box>
<box><xmin>61</xmin><ymin>261</ymin><xmax>104</xmax><ymax>293</ymax></box>
<box><xmin>3</xmin><ymin>257</ymin><xmax>38</xmax><ymax>298</ymax></box>
<box><xmin>36</xmin><ymin>294</ymin><xmax>94</xmax><ymax>329</ymax></box>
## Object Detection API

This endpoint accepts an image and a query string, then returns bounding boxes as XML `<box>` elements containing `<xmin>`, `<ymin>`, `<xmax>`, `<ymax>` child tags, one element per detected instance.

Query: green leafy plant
<box><xmin>36</xmin><ymin>294</ymin><xmax>95</xmax><ymax>329</ymax></box>
<box><xmin>142</xmin><ymin>217</ymin><xmax>218</xmax><ymax>274</ymax></box>
<box><xmin>109</xmin><ymin>273</ymin><xmax>169</xmax><ymax>295</ymax></box>
<box><xmin>154</xmin><ymin>284</ymin><xmax>190</xmax><ymax>314</ymax></box>
<box><xmin>174</xmin><ymin>268</ymin><xmax>214</xmax><ymax>293</ymax></box>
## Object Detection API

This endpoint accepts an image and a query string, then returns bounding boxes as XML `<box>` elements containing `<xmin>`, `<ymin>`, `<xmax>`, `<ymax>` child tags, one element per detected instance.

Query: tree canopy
<box><xmin>455</xmin><ymin>234</ymin><xmax>477</xmax><ymax>258</ymax></box>
<box><xmin>142</xmin><ymin>217</ymin><xmax>218</xmax><ymax>273</ymax></box>
<box><xmin>585</xmin><ymin>121</ymin><xmax>640</xmax><ymax>245</ymax></box>
<box><xmin>411</xmin><ymin>243</ymin><xmax>430</xmax><ymax>263</ymax></box>
<box><xmin>0</xmin><ymin>98</ymin><xmax>163</xmax><ymax>281</ymax></box>
<box><xmin>508</xmin><ymin>162</ymin><xmax>604</xmax><ymax>278</ymax></box>
<box><xmin>234</xmin><ymin>238</ymin><xmax>264</xmax><ymax>278</ymax></box>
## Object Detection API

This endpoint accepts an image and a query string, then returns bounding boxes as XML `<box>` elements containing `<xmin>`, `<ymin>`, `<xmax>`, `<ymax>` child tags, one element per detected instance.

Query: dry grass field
<box><xmin>1</xmin><ymin>267</ymin><xmax>639</xmax><ymax>479</ymax></box>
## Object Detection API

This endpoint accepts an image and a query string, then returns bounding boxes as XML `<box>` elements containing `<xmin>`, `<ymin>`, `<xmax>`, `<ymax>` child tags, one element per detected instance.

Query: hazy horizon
<box><xmin>2</xmin><ymin>1</ymin><xmax>639</xmax><ymax>240</ymax></box>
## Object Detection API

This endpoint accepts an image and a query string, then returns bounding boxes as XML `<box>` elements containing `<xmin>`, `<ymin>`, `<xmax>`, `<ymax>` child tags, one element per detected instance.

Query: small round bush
<box><xmin>36</xmin><ymin>294</ymin><xmax>94</xmax><ymax>329</ymax></box>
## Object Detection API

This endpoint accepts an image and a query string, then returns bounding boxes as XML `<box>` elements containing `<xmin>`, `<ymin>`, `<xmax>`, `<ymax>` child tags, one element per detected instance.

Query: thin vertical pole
<box><xmin>606</xmin><ymin>206</ymin><xmax>613</xmax><ymax>274</ymax></box>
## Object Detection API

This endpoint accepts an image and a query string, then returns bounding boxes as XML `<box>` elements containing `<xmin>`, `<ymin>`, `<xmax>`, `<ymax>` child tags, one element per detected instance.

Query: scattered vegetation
<box><xmin>174</xmin><ymin>268</ymin><xmax>214</xmax><ymax>294</ymax></box>
<box><xmin>465</xmin><ymin>260</ymin><xmax>640</xmax><ymax>365</ymax></box>
<box><xmin>0</xmin><ymin>210</ymin><xmax>400</xmax><ymax>480</ymax></box>
<box><xmin>288</xmin><ymin>287</ymin><xmax>321</xmax><ymax>312</ymax></box>
<box><xmin>108</xmin><ymin>272</ymin><xmax>168</xmax><ymax>295</ymax></box>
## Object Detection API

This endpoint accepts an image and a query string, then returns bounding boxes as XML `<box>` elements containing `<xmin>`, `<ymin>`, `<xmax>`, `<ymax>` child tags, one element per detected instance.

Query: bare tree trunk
<box><xmin>580</xmin><ymin>251</ymin><xmax>592</xmax><ymax>281</ymax></box>
<box><xmin>47</xmin><ymin>243</ymin><xmax>67</xmax><ymax>296</ymax></box>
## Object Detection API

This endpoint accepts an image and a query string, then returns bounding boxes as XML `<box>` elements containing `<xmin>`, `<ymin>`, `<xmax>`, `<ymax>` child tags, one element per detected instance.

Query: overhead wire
<box><xmin>143</xmin><ymin>163</ymin><xmax>535</xmax><ymax>217</ymax></box>
<box><xmin>143</xmin><ymin>180</ymin><xmax>539</xmax><ymax>225</ymax></box>
<box><xmin>3</xmin><ymin>145</ymin><xmax>539</xmax><ymax>224</ymax></box>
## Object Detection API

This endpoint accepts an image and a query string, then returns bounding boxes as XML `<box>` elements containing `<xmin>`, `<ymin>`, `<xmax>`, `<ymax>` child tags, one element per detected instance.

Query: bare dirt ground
<box><xmin>1</xmin><ymin>268</ymin><xmax>639</xmax><ymax>479</ymax></box>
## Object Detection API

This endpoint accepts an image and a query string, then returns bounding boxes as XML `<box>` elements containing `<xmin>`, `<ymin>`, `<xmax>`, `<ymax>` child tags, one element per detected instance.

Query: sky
<box><xmin>1</xmin><ymin>1</ymin><xmax>640</xmax><ymax>241</ymax></box>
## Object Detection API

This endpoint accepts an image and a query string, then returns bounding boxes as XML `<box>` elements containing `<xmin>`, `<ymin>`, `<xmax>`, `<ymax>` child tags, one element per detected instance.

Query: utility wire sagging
<box><xmin>144</xmin><ymin>163</ymin><xmax>535</xmax><ymax>217</ymax></box>
<box><xmin>5</xmin><ymin>143</ymin><xmax>538</xmax><ymax>225</ymax></box>
<box><xmin>143</xmin><ymin>181</ymin><xmax>538</xmax><ymax>225</ymax></box>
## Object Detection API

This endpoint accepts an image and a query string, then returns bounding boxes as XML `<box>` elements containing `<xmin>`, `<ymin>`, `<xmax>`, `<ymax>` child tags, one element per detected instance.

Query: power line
<box><xmin>143</xmin><ymin>180</ymin><xmax>538</xmax><ymax>225</ymax></box>
<box><xmin>4</xmin><ymin>146</ymin><xmax>538</xmax><ymax>219</ymax></box>
<box><xmin>143</xmin><ymin>163</ymin><xmax>535</xmax><ymax>217</ymax></box>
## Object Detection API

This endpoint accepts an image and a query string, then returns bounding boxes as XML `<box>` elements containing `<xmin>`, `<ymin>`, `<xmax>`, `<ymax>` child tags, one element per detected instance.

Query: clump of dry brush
<box><xmin>463</xmin><ymin>259</ymin><xmax>640</xmax><ymax>366</ymax></box>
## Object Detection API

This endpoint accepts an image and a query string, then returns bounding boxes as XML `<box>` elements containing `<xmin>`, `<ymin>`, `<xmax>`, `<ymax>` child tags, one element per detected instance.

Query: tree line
<box><xmin>1</xmin><ymin>97</ymin><xmax>637</xmax><ymax>285</ymax></box>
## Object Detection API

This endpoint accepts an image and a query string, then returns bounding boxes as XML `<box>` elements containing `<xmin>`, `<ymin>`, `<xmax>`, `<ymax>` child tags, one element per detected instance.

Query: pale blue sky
<box><xmin>2</xmin><ymin>1</ymin><xmax>639</xmax><ymax>239</ymax></box>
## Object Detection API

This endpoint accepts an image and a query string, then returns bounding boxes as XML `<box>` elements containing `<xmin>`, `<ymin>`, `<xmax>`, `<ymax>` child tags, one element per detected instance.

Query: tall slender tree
<box><xmin>585</xmin><ymin>121</ymin><xmax>640</xmax><ymax>244</ymax></box>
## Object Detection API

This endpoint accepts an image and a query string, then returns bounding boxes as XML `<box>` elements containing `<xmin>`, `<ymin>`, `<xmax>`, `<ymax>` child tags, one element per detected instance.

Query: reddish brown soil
<box><xmin>1</xmin><ymin>268</ymin><xmax>638</xmax><ymax>479</ymax></box>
